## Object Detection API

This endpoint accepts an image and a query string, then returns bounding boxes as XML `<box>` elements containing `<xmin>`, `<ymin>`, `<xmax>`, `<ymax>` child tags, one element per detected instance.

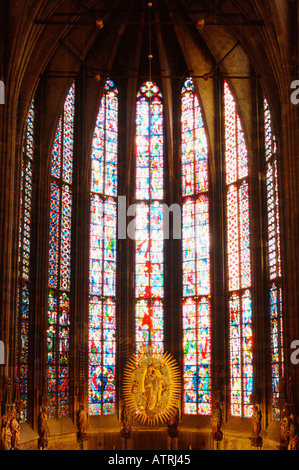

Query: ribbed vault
<box><xmin>3</xmin><ymin>0</ymin><xmax>292</xmax><ymax>155</ymax></box>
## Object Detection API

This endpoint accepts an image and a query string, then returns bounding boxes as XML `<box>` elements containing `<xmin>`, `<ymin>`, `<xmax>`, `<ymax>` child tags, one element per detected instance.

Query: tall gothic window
<box><xmin>88</xmin><ymin>79</ymin><xmax>118</xmax><ymax>416</ymax></box>
<box><xmin>181</xmin><ymin>78</ymin><xmax>211</xmax><ymax>416</ymax></box>
<box><xmin>224</xmin><ymin>81</ymin><xmax>253</xmax><ymax>418</ymax></box>
<box><xmin>47</xmin><ymin>82</ymin><xmax>75</xmax><ymax>418</ymax></box>
<box><xmin>135</xmin><ymin>81</ymin><xmax>164</xmax><ymax>355</ymax></box>
<box><xmin>264</xmin><ymin>98</ymin><xmax>284</xmax><ymax>421</ymax></box>
<box><xmin>18</xmin><ymin>74</ymin><xmax>284</xmax><ymax>426</ymax></box>
<box><xmin>17</xmin><ymin>99</ymin><xmax>35</xmax><ymax>422</ymax></box>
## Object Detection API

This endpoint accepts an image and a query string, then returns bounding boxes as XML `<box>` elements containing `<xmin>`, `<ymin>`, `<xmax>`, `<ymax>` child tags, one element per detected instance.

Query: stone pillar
<box><xmin>0</xmin><ymin>89</ymin><xmax>20</xmax><ymax>404</ymax></box>
<box><xmin>279</xmin><ymin>101</ymin><xmax>299</xmax><ymax>412</ymax></box>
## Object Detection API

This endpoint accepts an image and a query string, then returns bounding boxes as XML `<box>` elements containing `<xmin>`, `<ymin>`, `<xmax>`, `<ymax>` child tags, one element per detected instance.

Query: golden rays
<box><xmin>123</xmin><ymin>346</ymin><xmax>181</xmax><ymax>426</ymax></box>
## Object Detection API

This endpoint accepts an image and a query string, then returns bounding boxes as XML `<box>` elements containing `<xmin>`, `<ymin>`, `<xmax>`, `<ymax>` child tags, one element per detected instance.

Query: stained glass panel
<box><xmin>266</xmin><ymin>162</ymin><xmax>281</xmax><ymax>281</ymax></box>
<box><xmin>18</xmin><ymin>283</ymin><xmax>30</xmax><ymax>422</ymax></box>
<box><xmin>51</xmin><ymin>118</ymin><xmax>62</xmax><ymax>179</ymax></box>
<box><xmin>270</xmin><ymin>285</ymin><xmax>284</xmax><ymax>421</ymax></box>
<box><xmin>181</xmin><ymin>78</ymin><xmax>211</xmax><ymax>416</ymax></box>
<box><xmin>46</xmin><ymin>291</ymin><xmax>70</xmax><ymax>417</ymax></box>
<box><xmin>229</xmin><ymin>291</ymin><xmax>253</xmax><ymax>418</ymax></box>
<box><xmin>63</xmin><ymin>83</ymin><xmax>75</xmax><ymax>184</ymax></box>
<box><xmin>229</xmin><ymin>293</ymin><xmax>241</xmax><ymax>417</ymax></box>
<box><xmin>17</xmin><ymin>99</ymin><xmax>35</xmax><ymax>422</ymax></box>
<box><xmin>60</xmin><ymin>185</ymin><xmax>72</xmax><ymax>291</ymax></box>
<box><xmin>48</xmin><ymin>181</ymin><xmax>60</xmax><ymax>289</ymax></box>
<box><xmin>240</xmin><ymin>181</ymin><xmax>251</xmax><ymax>289</ymax></box>
<box><xmin>135</xmin><ymin>81</ymin><xmax>164</xmax><ymax>355</ymax></box>
<box><xmin>89</xmin><ymin>79</ymin><xmax>118</xmax><ymax>415</ymax></box>
<box><xmin>181</xmin><ymin>78</ymin><xmax>208</xmax><ymax>197</ymax></box>
<box><xmin>264</xmin><ymin>98</ymin><xmax>283</xmax><ymax>422</ymax></box>
<box><xmin>264</xmin><ymin>98</ymin><xmax>277</xmax><ymax>162</ymax></box>
<box><xmin>18</xmin><ymin>100</ymin><xmax>34</xmax><ymax>279</ymax></box>
<box><xmin>22</xmin><ymin>162</ymin><xmax>33</xmax><ymax>280</ymax></box>
<box><xmin>242</xmin><ymin>291</ymin><xmax>253</xmax><ymax>418</ymax></box>
<box><xmin>136</xmin><ymin>299</ymin><xmax>164</xmax><ymax>355</ymax></box>
<box><xmin>224</xmin><ymin>81</ymin><xmax>253</xmax><ymax>418</ymax></box>
<box><xmin>47</xmin><ymin>290</ymin><xmax>58</xmax><ymax>416</ymax></box>
<box><xmin>58</xmin><ymin>293</ymin><xmax>70</xmax><ymax>417</ymax></box>
<box><xmin>47</xmin><ymin>82</ymin><xmax>75</xmax><ymax>418</ymax></box>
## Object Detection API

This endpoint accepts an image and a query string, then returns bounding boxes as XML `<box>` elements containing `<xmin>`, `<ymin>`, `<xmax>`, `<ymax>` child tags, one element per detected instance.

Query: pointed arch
<box><xmin>264</xmin><ymin>98</ymin><xmax>284</xmax><ymax>421</ymax></box>
<box><xmin>17</xmin><ymin>98</ymin><xmax>35</xmax><ymax>422</ymax></box>
<box><xmin>181</xmin><ymin>78</ymin><xmax>211</xmax><ymax>416</ymax></box>
<box><xmin>88</xmin><ymin>79</ymin><xmax>118</xmax><ymax>416</ymax></box>
<box><xmin>47</xmin><ymin>82</ymin><xmax>75</xmax><ymax>418</ymax></box>
<box><xmin>224</xmin><ymin>81</ymin><xmax>253</xmax><ymax>418</ymax></box>
<box><xmin>135</xmin><ymin>81</ymin><xmax>164</xmax><ymax>355</ymax></box>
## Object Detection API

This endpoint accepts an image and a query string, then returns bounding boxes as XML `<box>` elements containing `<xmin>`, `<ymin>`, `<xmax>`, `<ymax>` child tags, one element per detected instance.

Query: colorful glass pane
<box><xmin>264</xmin><ymin>98</ymin><xmax>283</xmax><ymax>421</ymax></box>
<box><xmin>182</xmin><ymin>199</ymin><xmax>196</xmax><ymax>298</ymax></box>
<box><xmin>47</xmin><ymin>291</ymin><xmax>70</xmax><ymax>417</ymax></box>
<box><xmin>58</xmin><ymin>293</ymin><xmax>70</xmax><ymax>417</ymax></box>
<box><xmin>18</xmin><ymin>99</ymin><xmax>35</xmax><ymax>288</ymax></box>
<box><xmin>135</xmin><ymin>82</ymin><xmax>164</xmax><ymax>354</ymax></box>
<box><xmin>239</xmin><ymin>181</ymin><xmax>251</xmax><ymax>289</ymax></box>
<box><xmin>26</xmin><ymin>101</ymin><xmax>35</xmax><ymax>160</ymax></box>
<box><xmin>183</xmin><ymin>298</ymin><xmax>197</xmax><ymax>414</ymax></box>
<box><xmin>181</xmin><ymin>78</ymin><xmax>208</xmax><ymax>196</ymax></box>
<box><xmin>182</xmin><ymin>298</ymin><xmax>211</xmax><ymax>415</ymax></box>
<box><xmin>47</xmin><ymin>290</ymin><xmax>58</xmax><ymax>416</ymax></box>
<box><xmin>266</xmin><ymin>161</ymin><xmax>281</xmax><ymax>281</ymax></box>
<box><xmin>22</xmin><ymin>161</ymin><xmax>33</xmax><ymax>280</ymax></box>
<box><xmin>51</xmin><ymin>118</ymin><xmax>62</xmax><ymax>179</ymax></box>
<box><xmin>227</xmin><ymin>184</ymin><xmax>240</xmax><ymax>291</ymax></box>
<box><xmin>63</xmin><ymin>83</ymin><xmax>75</xmax><ymax>184</ymax></box>
<box><xmin>181</xmin><ymin>78</ymin><xmax>211</xmax><ymax>416</ymax></box>
<box><xmin>224</xmin><ymin>83</ymin><xmax>237</xmax><ymax>185</ymax></box>
<box><xmin>197</xmin><ymin>298</ymin><xmax>211</xmax><ymax>415</ymax></box>
<box><xmin>196</xmin><ymin>195</ymin><xmax>210</xmax><ymax>296</ymax></box>
<box><xmin>60</xmin><ymin>185</ymin><xmax>72</xmax><ymax>290</ymax></box>
<box><xmin>264</xmin><ymin>98</ymin><xmax>277</xmax><ymax>162</ymax></box>
<box><xmin>89</xmin><ymin>196</ymin><xmax>117</xmax><ymax>298</ymax></box>
<box><xmin>89</xmin><ymin>79</ymin><xmax>118</xmax><ymax>415</ymax></box>
<box><xmin>17</xmin><ymin>283</ymin><xmax>30</xmax><ymax>422</ymax></box>
<box><xmin>48</xmin><ymin>181</ymin><xmax>60</xmax><ymax>289</ymax></box>
<box><xmin>224</xmin><ymin>81</ymin><xmax>253</xmax><ymax>418</ymax></box>
<box><xmin>270</xmin><ymin>285</ymin><xmax>284</xmax><ymax>421</ymax></box>
<box><xmin>136</xmin><ymin>81</ymin><xmax>163</xmax><ymax>202</ymax></box>
<box><xmin>242</xmin><ymin>291</ymin><xmax>253</xmax><ymax>418</ymax></box>
<box><xmin>229</xmin><ymin>292</ymin><xmax>253</xmax><ymax>418</ymax></box>
<box><xmin>18</xmin><ymin>100</ymin><xmax>34</xmax><ymax>284</ymax></box>
<box><xmin>47</xmin><ymin>82</ymin><xmax>75</xmax><ymax>418</ymax></box>
<box><xmin>88</xmin><ymin>298</ymin><xmax>116</xmax><ymax>415</ymax></box>
<box><xmin>136</xmin><ymin>299</ymin><xmax>164</xmax><ymax>356</ymax></box>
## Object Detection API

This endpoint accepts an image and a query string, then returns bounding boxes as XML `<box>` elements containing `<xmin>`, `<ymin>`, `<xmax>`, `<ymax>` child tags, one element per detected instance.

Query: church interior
<box><xmin>0</xmin><ymin>0</ymin><xmax>299</xmax><ymax>451</ymax></box>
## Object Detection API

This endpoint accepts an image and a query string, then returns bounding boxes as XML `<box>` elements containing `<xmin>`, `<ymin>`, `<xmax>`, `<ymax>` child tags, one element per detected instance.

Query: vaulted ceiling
<box><xmin>0</xmin><ymin>0</ymin><xmax>295</xmax><ymax>161</ymax></box>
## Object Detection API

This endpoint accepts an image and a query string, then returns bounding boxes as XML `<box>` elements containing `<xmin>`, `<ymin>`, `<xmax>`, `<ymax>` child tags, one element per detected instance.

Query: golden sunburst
<box><xmin>123</xmin><ymin>346</ymin><xmax>181</xmax><ymax>426</ymax></box>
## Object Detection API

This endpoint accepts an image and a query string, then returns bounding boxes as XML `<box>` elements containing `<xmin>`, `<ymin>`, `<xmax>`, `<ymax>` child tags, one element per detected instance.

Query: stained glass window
<box><xmin>181</xmin><ymin>78</ymin><xmax>211</xmax><ymax>415</ymax></box>
<box><xmin>47</xmin><ymin>82</ymin><xmax>75</xmax><ymax>418</ymax></box>
<box><xmin>17</xmin><ymin>99</ymin><xmax>35</xmax><ymax>422</ymax></box>
<box><xmin>88</xmin><ymin>79</ymin><xmax>118</xmax><ymax>416</ymax></box>
<box><xmin>264</xmin><ymin>98</ymin><xmax>283</xmax><ymax>421</ymax></box>
<box><xmin>135</xmin><ymin>81</ymin><xmax>164</xmax><ymax>355</ymax></box>
<box><xmin>224</xmin><ymin>81</ymin><xmax>253</xmax><ymax>418</ymax></box>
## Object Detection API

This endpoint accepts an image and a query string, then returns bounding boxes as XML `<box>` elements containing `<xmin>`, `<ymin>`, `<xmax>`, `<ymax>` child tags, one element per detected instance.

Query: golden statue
<box><xmin>123</xmin><ymin>347</ymin><xmax>180</xmax><ymax>425</ymax></box>
<box><xmin>143</xmin><ymin>363</ymin><xmax>162</xmax><ymax>412</ymax></box>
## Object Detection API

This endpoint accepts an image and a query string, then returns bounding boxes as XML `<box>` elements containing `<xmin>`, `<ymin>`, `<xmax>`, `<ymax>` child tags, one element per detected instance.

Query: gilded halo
<box><xmin>122</xmin><ymin>346</ymin><xmax>181</xmax><ymax>426</ymax></box>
